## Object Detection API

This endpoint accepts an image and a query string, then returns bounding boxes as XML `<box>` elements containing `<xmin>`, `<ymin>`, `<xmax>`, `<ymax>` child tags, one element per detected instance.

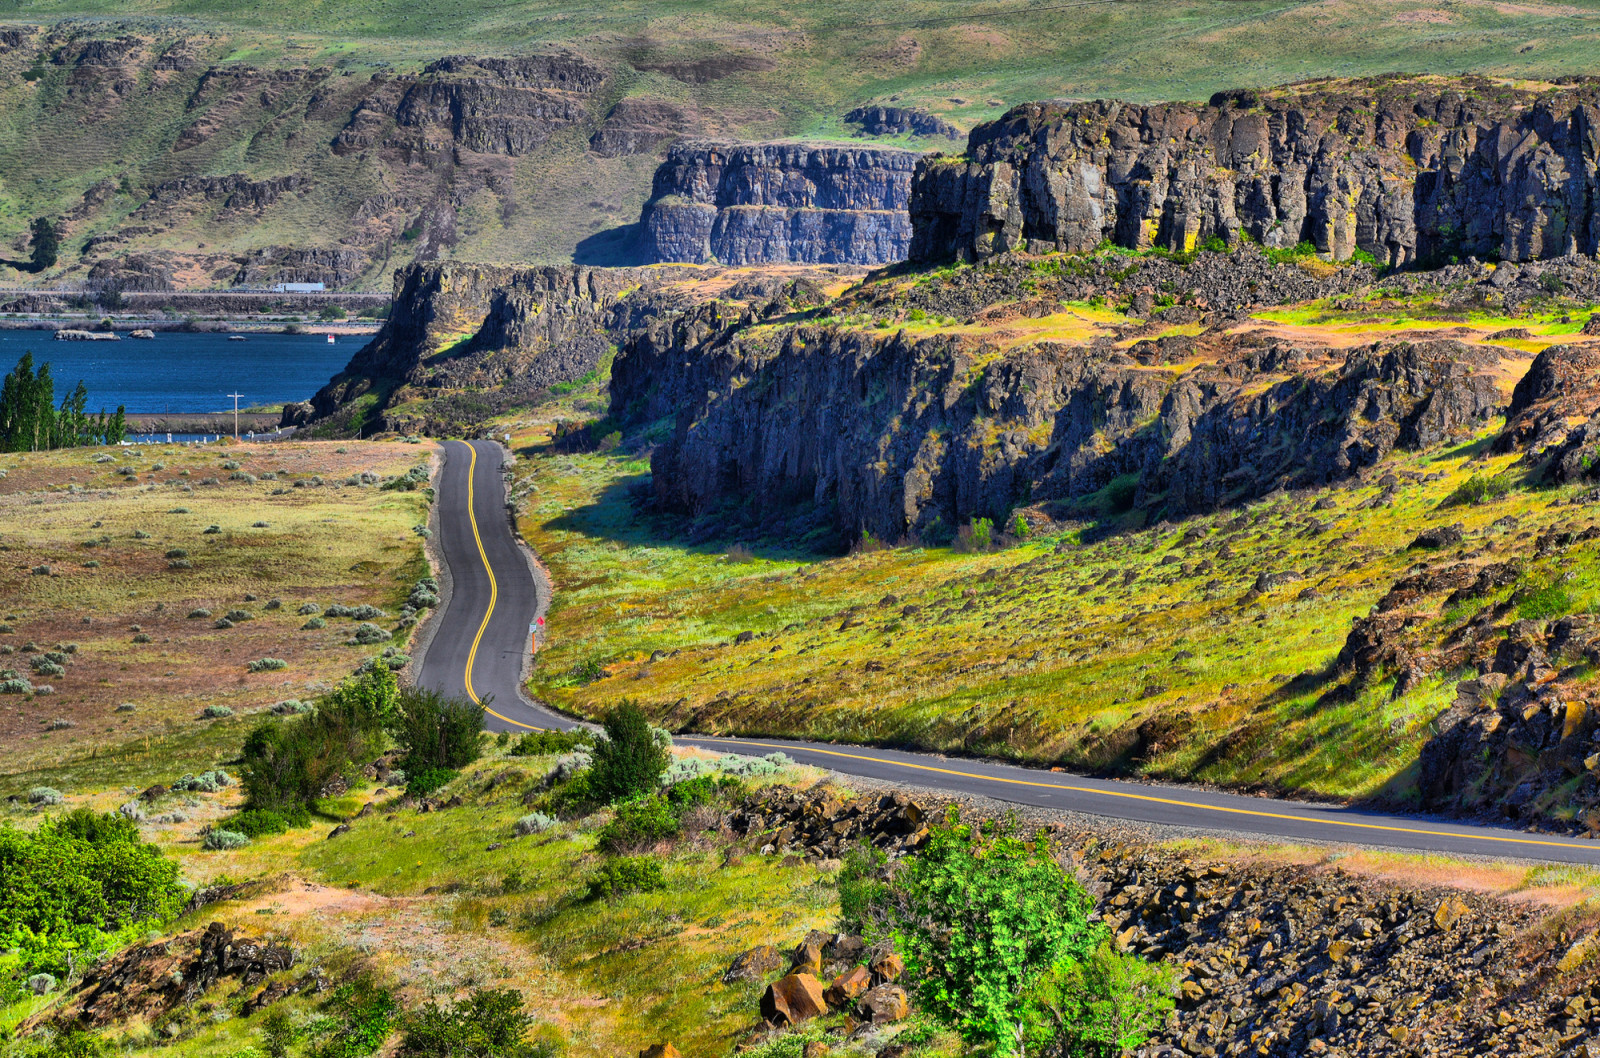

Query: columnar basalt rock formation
<box><xmin>910</xmin><ymin>76</ymin><xmax>1600</xmax><ymax>267</ymax></box>
<box><xmin>639</xmin><ymin>141</ymin><xmax>922</xmax><ymax>265</ymax></box>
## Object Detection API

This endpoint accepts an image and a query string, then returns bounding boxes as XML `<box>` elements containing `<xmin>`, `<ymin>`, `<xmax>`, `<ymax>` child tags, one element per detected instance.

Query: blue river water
<box><xmin>0</xmin><ymin>330</ymin><xmax>358</xmax><ymax>414</ymax></box>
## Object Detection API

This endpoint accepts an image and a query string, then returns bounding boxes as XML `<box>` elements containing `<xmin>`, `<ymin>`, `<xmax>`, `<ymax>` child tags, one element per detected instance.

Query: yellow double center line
<box><xmin>453</xmin><ymin>439</ymin><xmax>1600</xmax><ymax>858</ymax></box>
<box><xmin>459</xmin><ymin>441</ymin><xmax>536</xmax><ymax>732</ymax></box>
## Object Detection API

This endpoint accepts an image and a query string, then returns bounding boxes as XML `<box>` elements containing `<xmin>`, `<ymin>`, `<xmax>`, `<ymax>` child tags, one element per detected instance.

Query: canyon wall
<box><xmin>615</xmin><ymin>304</ymin><xmax>1504</xmax><ymax>542</ymax></box>
<box><xmin>639</xmin><ymin>141</ymin><xmax>922</xmax><ymax>265</ymax></box>
<box><xmin>911</xmin><ymin>76</ymin><xmax>1600</xmax><ymax>267</ymax></box>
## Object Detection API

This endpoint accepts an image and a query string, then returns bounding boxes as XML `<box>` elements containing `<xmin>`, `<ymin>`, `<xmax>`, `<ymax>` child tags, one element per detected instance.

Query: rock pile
<box><xmin>22</xmin><ymin>922</ymin><xmax>311</xmax><ymax>1038</ymax></box>
<box><xmin>735</xmin><ymin>785</ymin><xmax>1600</xmax><ymax>1057</ymax></box>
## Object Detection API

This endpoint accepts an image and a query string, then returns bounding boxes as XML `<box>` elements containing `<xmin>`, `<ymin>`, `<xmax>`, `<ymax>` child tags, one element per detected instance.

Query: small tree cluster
<box><xmin>0</xmin><ymin>353</ymin><xmax>126</xmax><ymax>452</ymax></box>
<box><xmin>240</xmin><ymin>668</ymin><xmax>397</xmax><ymax>811</ymax></box>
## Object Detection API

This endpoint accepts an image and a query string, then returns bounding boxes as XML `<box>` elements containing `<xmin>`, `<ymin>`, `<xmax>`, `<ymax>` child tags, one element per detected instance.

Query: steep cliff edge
<box><xmin>287</xmin><ymin>262</ymin><xmax>665</xmax><ymax>435</ymax></box>
<box><xmin>619</xmin><ymin>309</ymin><xmax>1506</xmax><ymax>544</ymax></box>
<box><xmin>911</xmin><ymin>75</ymin><xmax>1600</xmax><ymax>267</ymax></box>
<box><xmin>639</xmin><ymin>141</ymin><xmax>922</xmax><ymax>265</ymax></box>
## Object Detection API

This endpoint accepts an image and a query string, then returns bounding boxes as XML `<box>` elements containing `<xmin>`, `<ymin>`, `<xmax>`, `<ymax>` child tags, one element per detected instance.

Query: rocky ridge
<box><xmin>723</xmin><ymin>784</ymin><xmax>1600</xmax><ymax>1058</ymax></box>
<box><xmin>614</xmin><ymin>279</ymin><xmax>1510</xmax><ymax>542</ymax></box>
<box><xmin>639</xmin><ymin>141</ymin><xmax>922</xmax><ymax>266</ymax></box>
<box><xmin>910</xmin><ymin>75</ymin><xmax>1600</xmax><ymax>268</ymax></box>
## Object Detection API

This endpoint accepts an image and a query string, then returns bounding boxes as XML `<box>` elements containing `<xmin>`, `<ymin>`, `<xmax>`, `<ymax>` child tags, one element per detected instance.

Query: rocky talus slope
<box><xmin>639</xmin><ymin>141</ymin><xmax>922</xmax><ymax>265</ymax></box>
<box><xmin>727</xmin><ymin>786</ymin><xmax>1600</xmax><ymax>1058</ymax></box>
<box><xmin>911</xmin><ymin>76</ymin><xmax>1600</xmax><ymax>267</ymax></box>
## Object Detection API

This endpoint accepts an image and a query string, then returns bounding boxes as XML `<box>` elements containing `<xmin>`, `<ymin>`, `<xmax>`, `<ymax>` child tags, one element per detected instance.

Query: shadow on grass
<box><xmin>539</xmin><ymin>463</ymin><xmax>847</xmax><ymax>565</ymax></box>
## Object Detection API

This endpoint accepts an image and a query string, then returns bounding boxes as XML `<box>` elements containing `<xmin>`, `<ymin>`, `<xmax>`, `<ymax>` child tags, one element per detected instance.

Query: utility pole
<box><xmin>228</xmin><ymin>392</ymin><xmax>244</xmax><ymax>441</ymax></box>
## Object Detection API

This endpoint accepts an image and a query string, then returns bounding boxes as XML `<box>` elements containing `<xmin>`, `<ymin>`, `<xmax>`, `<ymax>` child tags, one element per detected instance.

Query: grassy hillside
<box><xmin>504</xmin><ymin>276</ymin><xmax>1600</xmax><ymax>824</ymax></box>
<box><xmin>0</xmin><ymin>1</ymin><xmax>1598</xmax><ymax>279</ymax></box>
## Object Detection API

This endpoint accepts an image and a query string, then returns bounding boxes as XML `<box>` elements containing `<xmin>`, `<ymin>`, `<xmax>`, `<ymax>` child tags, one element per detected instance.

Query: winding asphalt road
<box><xmin>415</xmin><ymin>440</ymin><xmax>1600</xmax><ymax>865</ymax></box>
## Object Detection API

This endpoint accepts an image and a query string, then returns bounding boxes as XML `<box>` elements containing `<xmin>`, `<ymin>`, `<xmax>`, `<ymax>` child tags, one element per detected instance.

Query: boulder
<box><xmin>825</xmin><ymin>965</ymin><xmax>872</xmax><ymax>1008</ymax></box>
<box><xmin>869</xmin><ymin>950</ymin><xmax>904</xmax><ymax>983</ymax></box>
<box><xmin>760</xmin><ymin>973</ymin><xmax>828</xmax><ymax>1026</ymax></box>
<box><xmin>856</xmin><ymin>984</ymin><xmax>910</xmax><ymax>1025</ymax></box>
<box><xmin>722</xmin><ymin>945</ymin><xmax>784</xmax><ymax>984</ymax></box>
<box><xmin>1408</xmin><ymin>524</ymin><xmax>1464</xmax><ymax>550</ymax></box>
<box><xmin>639</xmin><ymin>1045</ymin><xmax>680</xmax><ymax>1058</ymax></box>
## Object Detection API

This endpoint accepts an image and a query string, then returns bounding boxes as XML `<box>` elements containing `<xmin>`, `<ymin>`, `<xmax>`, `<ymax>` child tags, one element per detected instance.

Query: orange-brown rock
<box><xmin>760</xmin><ymin>973</ymin><xmax>828</xmax><ymax>1026</ymax></box>
<box><xmin>825</xmin><ymin>965</ymin><xmax>872</xmax><ymax>1008</ymax></box>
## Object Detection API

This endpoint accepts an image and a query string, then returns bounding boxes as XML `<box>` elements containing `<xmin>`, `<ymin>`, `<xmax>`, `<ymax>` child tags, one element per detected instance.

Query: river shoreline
<box><xmin>0</xmin><ymin>318</ymin><xmax>381</xmax><ymax>336</ymax></box>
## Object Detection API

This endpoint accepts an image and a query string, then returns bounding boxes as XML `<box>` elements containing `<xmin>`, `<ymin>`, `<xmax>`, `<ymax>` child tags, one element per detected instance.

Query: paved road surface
<box><xmin>415</xmin><ymin>440</ymin><xmax>1600</xmax><ymax>865</ymax></box>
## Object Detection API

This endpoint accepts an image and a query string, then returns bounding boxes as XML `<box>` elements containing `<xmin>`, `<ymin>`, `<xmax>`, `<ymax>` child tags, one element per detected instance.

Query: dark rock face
<box><xmin>294</xmin><ymin>261</ymin><xmax>702</xmax><ymax>435</ymax></box>
<box><xmin>589</xmin><ymin>97</ymin><xmax>697</xmax><ymax>157</ymax></box>
<box><xmin>639</xmin><ymin>141</ymin><xmax>922</xmax><ymax>265</ymax></box>
<box><xmin>336</xmin><ymin>53</ymin><xmax>607</xmax><ymax>157</ymax></box>
<box><xmin>845</xmin><ymin>105</ymin><xmax>960</xmax><ymax>140</ymax></box>
<box><xmin>1498</xmin><ymin>342</ymin><xmax>1600</xmax><ymax>481</ymax></box>
<box><xmin>617</xmin><ymin>308</ymin><xmax>1504</xmax><ymax>541</ymax></box>
<box><xmin>910</xmin><ymin>76</ymin><xmax>1600</xmax><ymax>266</ymax></box>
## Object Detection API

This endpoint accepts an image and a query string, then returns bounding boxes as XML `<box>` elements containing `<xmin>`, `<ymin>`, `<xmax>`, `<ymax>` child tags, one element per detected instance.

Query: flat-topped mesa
<box><xmin>640</xmin><ymin>140</ymin><xmax>923</xmax><ymax>266</ymax></box>
<box><xmin>910</xmin><ymin>75</ymin><xmax>1600</xmax><ymax>267</ymax></box>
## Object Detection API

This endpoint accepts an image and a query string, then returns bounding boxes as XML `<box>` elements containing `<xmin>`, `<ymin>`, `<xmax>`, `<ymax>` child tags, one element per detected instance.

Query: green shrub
<box><xmin>27</xmin><ymin>786</ymin><xmax>63</xmax><ymax>805</ymax></box>
<box><xmin>398</xmin><ymin>987</ymin><xmax>550</xmax><ymax>1058</ymax></box>
<box><xmin>228</xmin><ymin>805</ymin><xmax>310</xmax><ymax>838</ymax></box>
<box><xmin>871</xmin><ymin>810</ymin><xmax>1104</xmax><ymax>1054</ymax></box>
<box><xmin>309</xmin><ymin>977</ymin><xmax>398</xmax><ymax>1058</ymax></box>
<box><xmin>1443</xmin><ymin>472</ymin><xmax>1513</xmax><ymax>508</ymax></box>
<box><xmin>1023</xmin><ymin>943</ymin><xmax>1176</xmax><ymax>1056</ymax></box>
<box><xmin>836</xmin><ymin>843</ymin><xmax>888</xmax><ymax>935</ymax></box>
<box><xmin>587</xmin><ymin>702</ymin><xmax>670</xmax><ymax>803</ymax></box>
<box><xmin>664</xmin><ymin>774</ymin><xmax>722</xmax><ymax>809</ymax></box>
<box><xmin>404</xmin><ymin>766</ymin><xmax>457</xmax><ymax>798</ymax></box>
<box><xmin>225</xmin><ymin>609</ymin><xmax>254</xmax><ymax>623</ymax></box>
<box><xmin>349</xmin><ymin>622</ymin><xmax>390</xmax><ymax>645</ymax></box>
<box><xmin>302</xmin><ymin>617</ymin><xmax>327</xmax><ymax>630</ymax></box>
<box><xmin>596</xmin><ymin>795</ymin><xmax>680</xmax><ymax>853</ymax></box>
<box><xmin>247</xmin><ymin>658</ymin><xmax>288</xmax><ymax>673</ymax></box>
<box><xmin>202</xmin><ymin>704</ymin><xmax>235</xmax><ymax>718</ymax></box>
<box><xmin>261</xmin><ymin>1005</ymin><xmax>296</xmax><ymax>1058</ymax></box>
<box><xmin>186</xmin><ymin>608</ymin><xmax>211</xmax><ymax>619</ymax></box>
<box><xmin>513</xmin><ymin>812</ymin><xmax>556</xmax><ymax>836</ymax></box>
<box><xmin>0</xmin><ymin>810</ymin><xmax>185</xmax><ymax>977</ymax></box>
<box><xmin>388</xmin><ymin>687</ymin><xmax>484</xmax><ymax>773</ymax></box>
<box><xmin>508</xmin><ymin>729</ymin><xmax>595</xmax><ymax>757</ymax></box>
<box><xmin>240</xmin><ymin>668</ymin><xmax>395</xmax><ymax>811</ymax></box>
<box><xmin>21</xmin><ymin>1025</ymin><xmax>106</xmax><ymax>1058</ymax></box>
<box><xmin>585</xmin><ymin>856</ymin><xmax>666</xmax><ymax>900</ymax></box>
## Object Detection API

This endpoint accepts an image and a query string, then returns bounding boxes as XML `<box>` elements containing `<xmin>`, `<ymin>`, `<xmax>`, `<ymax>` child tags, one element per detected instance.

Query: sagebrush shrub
<box><xmin>246</xmin><ymin>658</ymin><xmax>287</xmax><ymax>673</ymax></box>
<box><xmin>202</xmin><ymin>828</ymin><xmax>248</xmax><ymax>851</ymax></box>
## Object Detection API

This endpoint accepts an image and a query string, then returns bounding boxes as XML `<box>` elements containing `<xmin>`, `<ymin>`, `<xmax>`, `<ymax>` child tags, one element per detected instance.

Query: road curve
<box><xmin>416</xmin><ymin>440</ymin><xmax>1600</xmax><ymax>866</ymax></box>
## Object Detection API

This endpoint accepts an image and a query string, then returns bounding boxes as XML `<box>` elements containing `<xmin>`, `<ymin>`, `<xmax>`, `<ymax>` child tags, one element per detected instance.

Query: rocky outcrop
<box><xmin>738</xmin><ymin>784</ymin><xmax>1599</xmax><ymax>1058</ymax></box>
<box><xmin>639</xmin><ymin>141</ymin><xmax>922</xmax><ymax>265</ymax></box>
<box><xmin>618</xmin><ymin>302</ymin><xmax>1505</xmax><ymax>542</ymax></box>
<box><xmin>292</xmin><ymin>261</ymin><xmax>708</xmax><ymax>435</ymax></box>
<box><xmin>589</xmin><ymin>98</ymin><xmax>698</xmax><ymax>157</ymax></box>
<box><xmin>845</xmin><ymin>105</ymin><xmax>960</xmax><ymax>140</ymax></box>
<box><xmin>23</xmin><ymin>922</ymin><xmax>303</xmax><ymax>1035</ymax></box>
<box><xmin>910</xmin><ymin>76</ymin><xmax>1600</xmax><ymax>266</ymax></box>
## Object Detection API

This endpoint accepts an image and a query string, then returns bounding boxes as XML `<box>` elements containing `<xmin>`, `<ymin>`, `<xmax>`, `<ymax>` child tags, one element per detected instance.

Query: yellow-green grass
<box><xmin>0</xmin><ymin>439</ymin><xmax>431</xmax><ymax>786</ymax></box>
<box><xmin>510</xmin><ymin>412</ymin><xmax>1600</xmax><ymax>805</ymax></box>
<box><xmin>9</xmin><ymin>746</ymin><xmax>864</xmax><ymax>1058</ymax></box>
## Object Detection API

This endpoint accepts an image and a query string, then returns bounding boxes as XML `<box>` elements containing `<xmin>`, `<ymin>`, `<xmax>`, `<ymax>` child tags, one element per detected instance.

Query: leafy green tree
<box><xmin>0</xmin><ymin>811</ymin><xmax>185</xmax><ymax>978</ymax></box>
<box><xmin>875</xmin><ymin>810</ymin><xmax>1102</xmax><ymax>1056</ymax></box>
<box><xmin>587</xmin><ymin>701</ymin><xmax>669</xmax><ymax>803</ymax></box>
<box><xmin>29</xmin><ymin>217</ymin><xmax>58</xmax><ymax>273</ymax></box>
<box><xmin>1024</xmin><ymin>944</ymin><xmax>1176</xmax><ymax>1057</ymax></box>
<box><xmin>970</xmin><ymin>516</ymin><xmax>994</xmax><ymax>550</ymax></box>
<box><xmin>0</xmin><ymin>353</ymin><xmax>126</xmax><ymax>451</ymax></box>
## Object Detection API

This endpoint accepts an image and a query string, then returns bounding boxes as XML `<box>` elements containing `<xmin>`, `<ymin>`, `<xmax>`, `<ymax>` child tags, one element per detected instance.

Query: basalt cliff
<box><xmin>638</xmin><ymin>141</ymin><xmax>922</xmax><ymax>266</ymax></box>
<box><xmin>911</xmin><ymin>76</ymin><xmax>1600</xmax><ymax>267</ymax></box>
